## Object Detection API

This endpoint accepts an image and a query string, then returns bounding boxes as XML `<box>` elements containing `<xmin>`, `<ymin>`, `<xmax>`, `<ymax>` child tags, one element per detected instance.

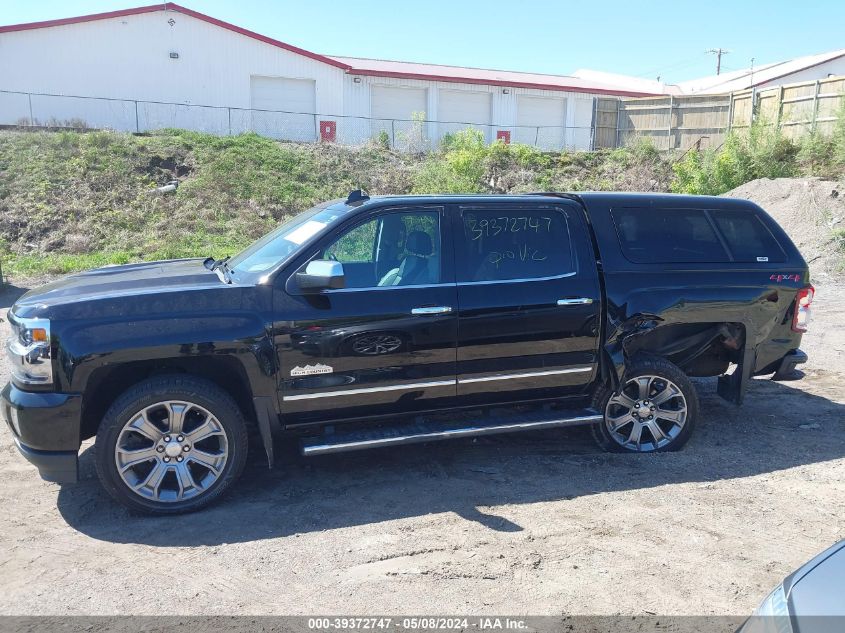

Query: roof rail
<box><xmin>346</xmin><ymin>189</ymin><xmax>370</xmax><ymax>205</ymax></box>
<box><xmin>526</xmin><ymin>192</ymin><xmax>581</xmax><ymax>201</ymax></box>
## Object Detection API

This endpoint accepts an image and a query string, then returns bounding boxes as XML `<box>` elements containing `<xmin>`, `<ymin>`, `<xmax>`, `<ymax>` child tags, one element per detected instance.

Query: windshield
<box><xmin>227</xmin><ymin>201</ymin><xmax>348</xmax><ymax>281</ymax></box>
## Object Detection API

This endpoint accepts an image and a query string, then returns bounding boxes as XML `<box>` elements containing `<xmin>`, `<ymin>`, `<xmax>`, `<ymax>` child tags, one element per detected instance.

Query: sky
<box><xmin>2</xmin><ymin>0</ymin><xmax>844</xmax><ymax>84</ymax></box>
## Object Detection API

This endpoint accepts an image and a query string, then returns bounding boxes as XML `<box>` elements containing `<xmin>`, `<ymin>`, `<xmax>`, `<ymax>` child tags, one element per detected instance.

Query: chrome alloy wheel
<box><xmin>604</xmin><ymin>375</ymin><xmax>688</xmax><ymax>451</ymax></box>
<box><xmin>351</xmin><ymin>333</ymin><xmax>403</xmax><ymax>355</ymax></box>
<box><xmin>114</xmin><ymin>400</ymin><xmax>229</xmax><ymax>502</ymax></box>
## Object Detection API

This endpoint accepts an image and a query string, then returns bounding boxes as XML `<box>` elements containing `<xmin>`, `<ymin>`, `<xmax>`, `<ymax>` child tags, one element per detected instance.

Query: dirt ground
<box><xmin>0</xmin><ymin>275</ymin><xmax>842</xmax><ymax>618</ymax></box>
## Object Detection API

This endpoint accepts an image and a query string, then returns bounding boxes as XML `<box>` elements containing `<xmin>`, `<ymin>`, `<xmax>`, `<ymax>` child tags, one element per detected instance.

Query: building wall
<box><xmin>341</xmin><ymin>74</ymin><xmax>596</xmax><ymax>149</ymax></box>
<box><xmin>0</xmin><ymin>8</ymin><xmax>596</xmax><ymax>148</ymax></box>
<box><xmin>0</xmin><ymin>10</ymin><xmax>345</xmax><ymax>133</ymax></box>
<box><xmin>756</xmin><ymin>57</ymin><xmax>845</xmax><ymax>90</ymax></box>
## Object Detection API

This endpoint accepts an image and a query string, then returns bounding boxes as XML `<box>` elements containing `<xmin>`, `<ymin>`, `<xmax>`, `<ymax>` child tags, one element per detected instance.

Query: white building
<box><xmin>673</xmin><ymin>49</ymin><xmax>845</xmax><ymax>94</ymax></box>
<box><xmin>0</xmin><ymin>3</ymin><xmax>655</xmax><ymax>150</ymax></box>
<box><xmin>575</xmin><ymin>49</ymin><xmax>845</xmax><ymax>96</ymax></box>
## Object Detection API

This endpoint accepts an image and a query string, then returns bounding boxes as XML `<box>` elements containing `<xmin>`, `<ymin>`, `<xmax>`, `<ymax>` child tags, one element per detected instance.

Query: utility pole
<box><xmin>706</xmin><ymin>48</ymin><xmax>731</xmax><ymax>75</ymax></box>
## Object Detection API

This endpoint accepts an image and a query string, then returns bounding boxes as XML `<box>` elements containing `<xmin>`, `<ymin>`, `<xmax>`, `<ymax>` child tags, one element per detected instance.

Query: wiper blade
<box><xmin>221</xmin><ymin>260</ymin><xmax>234</xmax><ymax>284</ymax></box>
<box><xmin>207</xmin><ymin>255</ymin><xmax>233</xmax><ymax>283</ymax></box>
<box><xmin>211</xmin><ymin>256</ymin><xmax>230</xmax><ymax>271</ymax></box>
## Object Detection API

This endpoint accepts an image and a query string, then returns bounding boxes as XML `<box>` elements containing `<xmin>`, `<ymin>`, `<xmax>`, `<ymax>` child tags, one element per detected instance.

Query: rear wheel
<box><xmin>94</xmin><ymin>375</ymin><xmax>248</xmax><ymax>514</ymax></box>
<box><xmin>592</xmin><ymin>355</ymin><xmax>698</xmax><ymax>453</ymax></box>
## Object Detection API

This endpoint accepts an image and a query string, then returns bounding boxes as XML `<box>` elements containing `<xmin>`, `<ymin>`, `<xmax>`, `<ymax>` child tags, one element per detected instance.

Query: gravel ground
<box><xmin>0</xmin><ymin>279</ymin><xmax>843</xmax><ymax>617</ymax></box>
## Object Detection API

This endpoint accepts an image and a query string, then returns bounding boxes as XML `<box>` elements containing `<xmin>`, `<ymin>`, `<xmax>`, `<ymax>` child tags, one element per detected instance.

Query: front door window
<box><xmin>322</xmin><ymin>210</ymin><xmax>441</xmax><ymax>288</ymax></box>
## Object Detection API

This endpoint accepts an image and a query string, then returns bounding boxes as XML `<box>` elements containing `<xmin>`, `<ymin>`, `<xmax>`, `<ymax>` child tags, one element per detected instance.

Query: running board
<box><xmin>300</xmin><ymin>407</ymin><xmax>603</xmax><ymax>456</ymax></box>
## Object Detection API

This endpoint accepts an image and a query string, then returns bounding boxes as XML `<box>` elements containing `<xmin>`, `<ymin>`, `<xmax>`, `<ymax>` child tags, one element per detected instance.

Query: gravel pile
<box><xmin>724</xmin><ymin>177</ymin><xmax>845</xmax><ymax>281</ymax></box>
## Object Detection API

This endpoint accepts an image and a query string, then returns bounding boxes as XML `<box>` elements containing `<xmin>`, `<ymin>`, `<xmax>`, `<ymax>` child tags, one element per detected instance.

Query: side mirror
<box><xmin>296</xmin><ymin>260</ymin><xmax>345</xmax><ymax>291</ymax></box>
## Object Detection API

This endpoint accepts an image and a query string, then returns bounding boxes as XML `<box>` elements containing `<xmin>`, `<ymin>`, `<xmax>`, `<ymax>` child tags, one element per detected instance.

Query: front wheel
<box><xmin>94</xmin><ymin>375</ymin><xmax>248</xmax><ymax>514</ymax></box>
<box><xmin>592</xmin><ymin>355</ymin><xmax>699</xmax><ymax>453</ymax></box>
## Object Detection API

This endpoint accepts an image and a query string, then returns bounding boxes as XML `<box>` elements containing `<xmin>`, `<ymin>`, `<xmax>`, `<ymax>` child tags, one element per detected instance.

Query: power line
<box><xmin>633</xmin><ymin>53</ymin><xmax>709</xmax><ymax>80</ymax></box>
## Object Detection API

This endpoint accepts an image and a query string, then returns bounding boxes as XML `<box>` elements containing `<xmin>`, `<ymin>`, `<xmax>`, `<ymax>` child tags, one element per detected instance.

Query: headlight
<box><xmin>4</xmin><ymin>316</ymin><xmax>53</xmax><ymax>386</ymax></box>
<box><xmin>740</xmin><ymin>583</ymin><xmax>793</xmax><ymax>633</ymax></box>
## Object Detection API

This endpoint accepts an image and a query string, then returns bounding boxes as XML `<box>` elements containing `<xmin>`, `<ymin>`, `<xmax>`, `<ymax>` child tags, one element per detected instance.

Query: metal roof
<box><xmin>677</xmin><ymin>48</ymin><xmax>845</xmax><ymax>94</ymax></box>
<box><xmin>327</xmin><ymin>56</ymin><xmax>659</xmax><ymax>97</ymax></box>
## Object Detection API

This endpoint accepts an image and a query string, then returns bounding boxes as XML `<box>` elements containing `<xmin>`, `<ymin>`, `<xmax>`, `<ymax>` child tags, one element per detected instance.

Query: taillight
<box><xmin>792</xmin><ymin>285</ymin><xmax>814</xmax><ymax>332</ymax></box>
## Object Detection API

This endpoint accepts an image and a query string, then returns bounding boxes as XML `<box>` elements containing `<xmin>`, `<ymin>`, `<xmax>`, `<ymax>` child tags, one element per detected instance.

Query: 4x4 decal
<box><xmin>770</xmin><ymin>274</ymin><xmax>801</xmax><ymax>283</ymax></box>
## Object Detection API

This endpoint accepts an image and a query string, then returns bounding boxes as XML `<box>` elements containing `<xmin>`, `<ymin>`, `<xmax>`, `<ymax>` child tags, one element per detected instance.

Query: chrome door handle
<box><xmin>411</xmin><ymin>306</ymin><xmax>453</xmax><ymax>315</ymax></box>
<box><xmin>557</xmin><ymin>298</ymin><xmax>594</xmax><ymax>305</ymax></box>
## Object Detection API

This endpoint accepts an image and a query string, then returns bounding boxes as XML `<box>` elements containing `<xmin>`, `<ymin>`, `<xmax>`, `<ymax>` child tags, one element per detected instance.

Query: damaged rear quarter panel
<box><xmin>578</xmin><ymin>194</ymin><xmax>809</xmax><ymax>387</ymax></box>
<box><xmin>602</xmin><ymin>271</ymin><xmax>800</xmax><ymax>381</ymax></box>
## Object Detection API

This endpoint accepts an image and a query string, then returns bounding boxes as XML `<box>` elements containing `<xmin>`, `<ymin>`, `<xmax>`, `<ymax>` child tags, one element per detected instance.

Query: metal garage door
<box><xmin>515</xmin><ymin>95</ymin><xmax>567</xmax><ymax>149</ymax></box>
<box><xmin>250</xmin><ymin>76</ymin><xmax>317</xmax><ymax>142</ymax></box>
<box><xmin>438</xmin><ymin>90</ymin><xmax>492</xmax><ymax>141</ymax></box>
<box><xmin>570</xmin><ymin>98</ymin><xmax>594</xmax><ymax>150</ymax></box>
<box><xmin>371</xmin><ymin>86</ymin><xmax>427</xmax><ymax>149</ymax></box>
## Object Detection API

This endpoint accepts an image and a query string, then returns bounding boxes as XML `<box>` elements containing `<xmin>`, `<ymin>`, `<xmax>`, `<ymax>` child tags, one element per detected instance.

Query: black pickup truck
<box><xmin>2</xmin><ymin>191</ymin><xmax>813</xmax><ymax>514</ymax></box>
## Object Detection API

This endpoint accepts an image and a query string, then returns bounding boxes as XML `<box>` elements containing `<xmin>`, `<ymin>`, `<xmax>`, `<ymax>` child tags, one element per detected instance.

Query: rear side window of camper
<box><xmin>709</xmin><ymin>209</ymin><xmax>787</xmax><ymax>263</ymax></box>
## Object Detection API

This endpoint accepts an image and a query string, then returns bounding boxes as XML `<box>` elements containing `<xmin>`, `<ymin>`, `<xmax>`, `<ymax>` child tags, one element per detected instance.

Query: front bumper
<box><xmin>12</xmin><ymin>438</ymin><xmax>78</xmax><ymax>483</ymax></box>
<box><xmin>1</xmin><ymin>382</ymin><xmax>81</xmax><ymax>484</ymax></box>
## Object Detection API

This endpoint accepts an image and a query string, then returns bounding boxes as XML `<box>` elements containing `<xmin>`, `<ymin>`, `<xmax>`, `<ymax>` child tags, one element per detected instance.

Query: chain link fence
<box><xmin>0</xmin><ymin>90</ymin><xmax>594</xmax><ymax>151</ymax></box>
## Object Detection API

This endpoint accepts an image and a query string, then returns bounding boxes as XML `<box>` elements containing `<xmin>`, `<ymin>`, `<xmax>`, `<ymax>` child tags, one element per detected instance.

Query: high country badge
<box><xmin>290</xmin><ymin>364</ymin><xmax>334</xmax><ymax>377</ymax></box>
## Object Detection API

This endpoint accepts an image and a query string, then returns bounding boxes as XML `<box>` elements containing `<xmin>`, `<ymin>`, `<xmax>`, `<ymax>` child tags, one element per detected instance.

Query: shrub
<box><xmin>411</xmin><ymin>129</ymin><xmax>488</xmax><ymax>194</ymax></box>
<box><xmin>411</xmin><ymin>129</ymin><xmax>556</xmax><ymax>194</ymax></box>
<box><xmin>375</xmin><ymin>130</ymin><xmax>390</xmax><ymax>150</ymax></box>
<box><xmin>798</xmin><ymin>132</ymin><xmax>837</xmax><ymax>176</ymax></box>
<box><xmin>671</xmin><ymin>122</ymin><xmax>799</xmax><ymax>195</ymax></box>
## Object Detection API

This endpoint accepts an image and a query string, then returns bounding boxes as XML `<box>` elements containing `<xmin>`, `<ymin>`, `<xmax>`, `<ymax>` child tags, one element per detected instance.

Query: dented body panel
<box><xmin>578</xmin><ymin>192</ymin><xmax>808</xmax><ymax>402</ymax></box>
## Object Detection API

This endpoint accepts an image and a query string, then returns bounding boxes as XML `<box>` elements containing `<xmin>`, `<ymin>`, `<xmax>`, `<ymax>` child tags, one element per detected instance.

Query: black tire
<box><xmin>94</xmin><ymin>375</ymin><xmax>248</xmax><ymax>515</ymax></box>
<box><xmin>591</xmin><ymin>355</ymin><xmax>699</xmax><ymax>453</ymax></box>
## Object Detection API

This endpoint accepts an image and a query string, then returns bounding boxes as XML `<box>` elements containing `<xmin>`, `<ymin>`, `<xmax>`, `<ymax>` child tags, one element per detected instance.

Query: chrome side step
<box><xmin>300</xmin><ymin>407</ymin><xmax>603</xmax><ymax>456</ymax></box>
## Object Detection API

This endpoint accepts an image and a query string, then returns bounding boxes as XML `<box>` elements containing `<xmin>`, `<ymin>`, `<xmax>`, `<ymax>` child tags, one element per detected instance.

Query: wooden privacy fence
<box><xmin>731</xmin><ymin>75</ymin><xmax>845</xmax><ymax>139</ymax></box>
<box><xmin>595</xmin><ymin>75</ymin><xmax>845</xmax><ymax>151</ymax></box>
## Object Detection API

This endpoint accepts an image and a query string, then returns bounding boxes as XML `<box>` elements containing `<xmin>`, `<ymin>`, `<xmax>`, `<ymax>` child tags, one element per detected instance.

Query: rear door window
<box><xmin>709</xmin><ymin>209</ymin><xmax>786</xmax><ymax>263</ymax></box>
<box><xmin>456</xmin><ymin>207</ymin><xmax>575</xmax><ymax>282</ymax></box>
<box><xmin>611</xmin><ymin>207</ymin><xmax>729</xmax><ymax>263</ymax></box>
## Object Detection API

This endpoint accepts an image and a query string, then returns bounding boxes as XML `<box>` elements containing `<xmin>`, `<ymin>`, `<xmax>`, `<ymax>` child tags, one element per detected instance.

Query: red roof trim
<box><xmin>348</xmin><ymin>69</ymin><xmax>659</xmax><ymax>97</ymax></box>
<box><xmin>0</xmin><ymin>3</ymin><xmax>352</xmax><ymax>70</ymax></box>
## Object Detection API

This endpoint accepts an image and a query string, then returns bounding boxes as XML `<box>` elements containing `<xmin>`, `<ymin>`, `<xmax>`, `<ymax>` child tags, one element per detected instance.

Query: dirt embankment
<box><xmin>724</xmin><ymin>177</ymin><xmax>845</xmax><ymax>280</ymax></box>
<box><xmin>0</xmin><ymin>130</ymin><xmax>672</xmax><ymax>276</ymax></box>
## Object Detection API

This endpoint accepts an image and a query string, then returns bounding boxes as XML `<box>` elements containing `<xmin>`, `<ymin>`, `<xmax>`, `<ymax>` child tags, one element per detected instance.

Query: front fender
<box><xmin>54</xmin><ymin>311</ymin><xmax>277</xmax><ymax>398</ymax></box>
